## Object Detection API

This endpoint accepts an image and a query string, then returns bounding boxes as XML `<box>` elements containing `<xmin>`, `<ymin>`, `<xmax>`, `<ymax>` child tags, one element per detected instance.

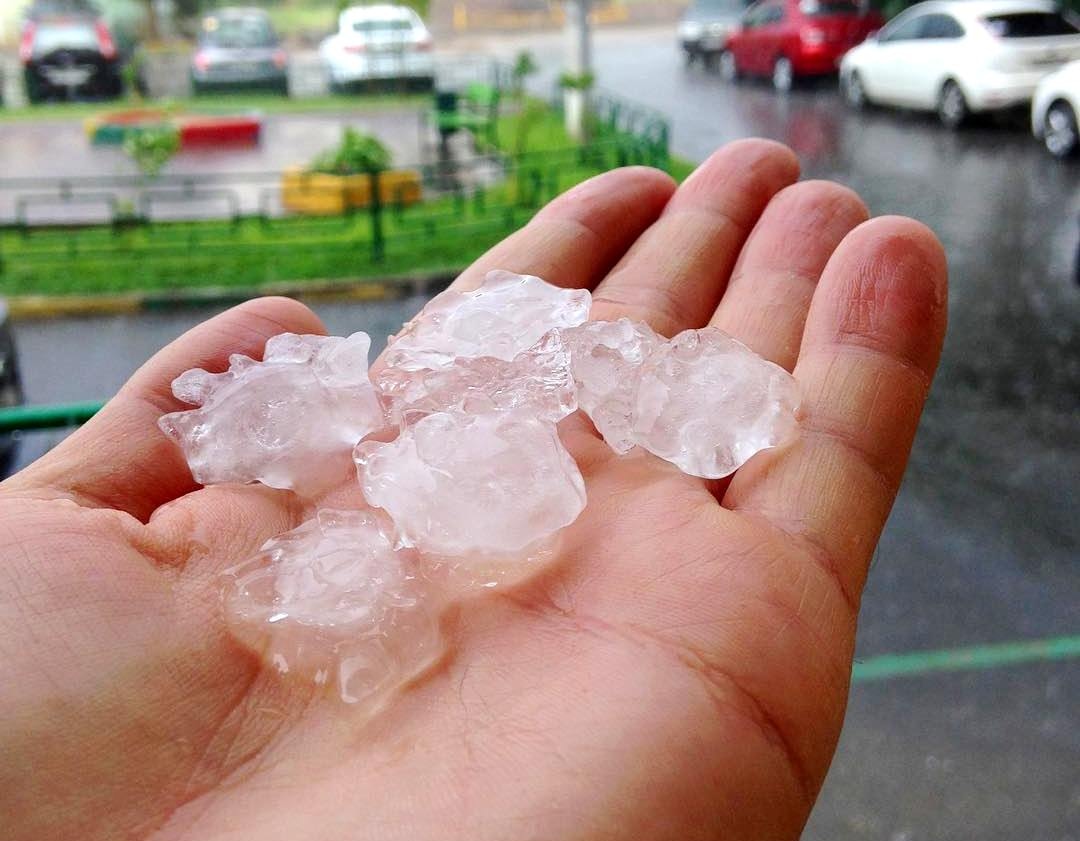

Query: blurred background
<box><xmin>0</xmin><ymin>0</ymin><xmax>1078</xmax><ymax>838</ymax></box>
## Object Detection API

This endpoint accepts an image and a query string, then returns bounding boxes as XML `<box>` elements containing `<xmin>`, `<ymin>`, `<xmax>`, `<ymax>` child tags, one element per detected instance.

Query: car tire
<box><xmin>719</xmin><ymin>49</ymin><xmax>738</xmax><ymax>83</ymax></box>
<box><xmin>1043</xmin><ymin>101</ymin><xmax>1079</xmax><ymax>159</ymax></box>
<box><xmin>772</xmin><ymin>56</ymin><xmax>794</xmax><ymax>93</ymax></box>
<box><xmin>843</xmin><ymin>70</ymin><xmax>868</xmax><ymax>110</ymax></box>
<box><xmin>937</xmin><ymin>80</ymin><xmax>968</xmax><ymax>130</ymax></box>
<box><xmin>683</xmin><ymin>48</ymin><xmax>697</xmax><ymax>67</ymax></box>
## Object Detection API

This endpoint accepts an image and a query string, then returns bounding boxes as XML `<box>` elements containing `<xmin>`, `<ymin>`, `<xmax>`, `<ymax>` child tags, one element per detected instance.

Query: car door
<box><xmin>904</xmin><ymin>13</ymin><xmax>966</xmax><ymax>108</ymax></box>
<box><xmin>757</xmin><ymin>3</ymin><xmax>788</xmax><ymax>71</ymax></box>
<box><xmin>860</xmin><ymin>12</ymin><xmax>927</xmax><ymax>105</ymax></box>
<box><xmin>731</xmin><ymin>3</ymin><xmax>766</xmax><ymax>72</ymax></box>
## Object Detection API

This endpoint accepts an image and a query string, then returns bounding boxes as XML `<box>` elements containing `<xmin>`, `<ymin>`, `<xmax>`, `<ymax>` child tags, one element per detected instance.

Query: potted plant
<box><xmin>282</xmin><ymin>128</ymin><xmax>423</xmax><ymax>216</ymax></box>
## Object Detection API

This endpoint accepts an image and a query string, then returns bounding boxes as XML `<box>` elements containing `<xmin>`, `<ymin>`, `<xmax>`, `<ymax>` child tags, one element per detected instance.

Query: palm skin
<box><xmin>0</xmin><ymin>140</ymin><xmax>946</xmax><ymax>841</ymax></box>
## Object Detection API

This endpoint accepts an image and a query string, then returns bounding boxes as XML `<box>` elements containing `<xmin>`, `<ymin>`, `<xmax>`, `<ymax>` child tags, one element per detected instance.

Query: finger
<box><xmin>452</xmin><ymin>166</ymin><xmax>677</xmax><ymax>292</ymax></box>
<box><xmin>590</xmin><ymin>139</ymin><xmax>800</xmax><ymax>336</ymax></box>
<box><xmin>723</xmin><ymin>217</ymin><xmax>948</xmax><ymax>605</ymax></box>
<box><xmin>6</xmin><ymin>297</ymin><xmax>326</xmax><ymax>521</ymax></box>
<box><xmin>144</xmin><ymin>483</ymin><xmax>303</xmax><ymax>580</ymax></box>
<box><xmin>710</xmin><ymin>180</ymin><xmax>869</xmax><ymax>371</ymax></box>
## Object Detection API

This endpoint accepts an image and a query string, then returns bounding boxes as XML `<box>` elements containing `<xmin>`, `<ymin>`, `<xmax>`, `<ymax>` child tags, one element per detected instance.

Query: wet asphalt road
<box><xmin>9</xmin><ymin>27</ymin><xmax>1080</xmax><ymax>840</ymax></box>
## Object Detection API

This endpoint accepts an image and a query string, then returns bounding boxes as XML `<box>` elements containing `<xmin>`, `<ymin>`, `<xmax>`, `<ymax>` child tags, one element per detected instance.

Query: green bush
<box><xmin>310</xmin><ymin>128</ymin><xmax>392</xmax><ymax>175</ymax></box>
<box><xmin>123</xmin><ymin>125</ymin><xmax>180</xmax><ymax>178</ymax></box>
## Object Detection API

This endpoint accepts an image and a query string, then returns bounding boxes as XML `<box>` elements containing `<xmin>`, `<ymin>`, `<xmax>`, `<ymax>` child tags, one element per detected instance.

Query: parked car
<box><xmin>840</xmin><ymin>0</ymin><xmax>1080</xmax><ymax>128</ymax></box>
<box><xmin>0</xmin><ymin>300</ymin><xmax>25</xmax><ymax>477</ymax></box>
<box><xmin>320</xmin><ymin>4</ymin><xmax>435</xmax><ymax>91</ymax></box>
<box><xmin>19</xmin><ymin>6</ymin><xmax>123</xmax><ymax>103</ymax></box>
<box><xmin>679</xmin><ymin>0</ymin><xmax>747</xmax><ymax>67</ymax></box>
<box><xmin>719</xmin><ymin>0</ymin><xmax>884</xmax><ymax>91</ymax></box>
<box><xmin>1031</xmin><ymin>59</ymin><xmax>1080</xmax><ymax>156</ymax></box>
<box><xmin>191</xmin><ymin>7</ymin><xmax>288</xmax><ymax>95</ymax></box>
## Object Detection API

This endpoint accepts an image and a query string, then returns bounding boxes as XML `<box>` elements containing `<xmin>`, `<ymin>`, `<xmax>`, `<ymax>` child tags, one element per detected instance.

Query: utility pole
<box><xmin>562</xmin><ymin>0</ymin><xmax>592</xmax><ymax>142</ymax></box>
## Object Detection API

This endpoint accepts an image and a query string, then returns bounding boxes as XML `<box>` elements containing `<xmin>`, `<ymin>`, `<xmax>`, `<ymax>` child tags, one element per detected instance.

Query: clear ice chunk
<box><xmin>159</xmin><ymin>332</ymin><xmax>385</xmax><ymax>494</ymax></box>
<box><xmin>564</xmin><ymin>318</ymin><xmax>665</xmax><ymax>453</ymax></box>
<box><xmin>223</xmin><ymin>509</ymin><xmax>442</xmax><ymax>706</ymax></box>
<box><xmin>355</xmin><ymin>410</ymin><xmax>586</xmax><ymax>562</ymax></box>
<box><xmin>381</xmin><ymin>270</ymin><xmax>591</xmax><ymax>371</ymax></box>
<box><xmin>375</xmin><ymin>330</ymin><xmax>577</xmax><ymax>425</ymax></box>
<box><xmin>631</xmin><ymin>327</ymin><xmax>801</xmax><ymax>479</ymax></box>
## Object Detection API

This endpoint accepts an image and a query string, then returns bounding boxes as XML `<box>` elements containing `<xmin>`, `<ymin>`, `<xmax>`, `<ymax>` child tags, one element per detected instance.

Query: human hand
<box><xmin>0</xmin><ymin>139</ymin><xmax>946</xmax><ymax>841</ymax></box>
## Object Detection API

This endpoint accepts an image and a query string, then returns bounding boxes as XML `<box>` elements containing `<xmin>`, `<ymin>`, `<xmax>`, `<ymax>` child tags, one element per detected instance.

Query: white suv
<box><xmin>840</xmin><ymin>0</ymin><xmax>1080</xmax><ymax>128</ymax></box>
<box><xmin>320</xmin><ymin>4</ymin><xmax>435</xmax><ymax>91</ymax></box>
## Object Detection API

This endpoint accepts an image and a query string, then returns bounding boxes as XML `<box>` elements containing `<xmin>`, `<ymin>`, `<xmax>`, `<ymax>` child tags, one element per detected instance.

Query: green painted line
<box><xmin>852</xmin><ymin>635</ymin><xmax>1080</xmax><ymax>683</ymax></box>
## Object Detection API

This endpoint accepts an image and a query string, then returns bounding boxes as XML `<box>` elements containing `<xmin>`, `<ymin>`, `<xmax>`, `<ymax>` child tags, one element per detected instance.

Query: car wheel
<box><xmin>1043</xmin><ymin>101</ymin><xmax>1079</xmax><ymax>159</ymax></box>
<box><xmin>937</xmin><ymin>80</ymin><xmax>968</xmax><ymax>130</ymax></box>
<box><xmin>772</xmin><ymin>56</ymin><xmax>793</xmax><ymax>93</ymax></box>
<box><xmin>683</xmin><ymin>48</ymin><xmax>697</xmax><ymax>67</ymax></box>
<box><xmin>843</xmin><ymin>70</ymin><xmax>867</xmax><ymax>109</ymax></box>
<box><xmin>719</xmin><ymin>49</ymin><xmax>738</xmax><ymax>83</ymax></box>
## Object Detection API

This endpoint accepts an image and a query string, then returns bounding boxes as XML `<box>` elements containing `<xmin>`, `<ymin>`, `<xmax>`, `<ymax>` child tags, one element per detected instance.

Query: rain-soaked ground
<box><xmin>8</xmin><ymin>26</ymin><xmax>1080</xmax><ymax>839</ymax></box>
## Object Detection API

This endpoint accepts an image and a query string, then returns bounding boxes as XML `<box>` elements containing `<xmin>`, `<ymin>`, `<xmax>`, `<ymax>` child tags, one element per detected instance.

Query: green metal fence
<box><xmin>0</xmin><ymin>133</ymin><xmax>670</xmax><ymax>298</ymax></box>
<box><xmin>0</xmin><ymin>401</ymin><xmax>104</xmax><ymax>433</ymax></box>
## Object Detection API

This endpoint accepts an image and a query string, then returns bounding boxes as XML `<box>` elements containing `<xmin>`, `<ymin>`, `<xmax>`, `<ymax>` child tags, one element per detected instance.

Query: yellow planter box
<box><xmin>281</xmin><ymin>167</ymin><xmax>423</xmax><ymax>216</ymax></box>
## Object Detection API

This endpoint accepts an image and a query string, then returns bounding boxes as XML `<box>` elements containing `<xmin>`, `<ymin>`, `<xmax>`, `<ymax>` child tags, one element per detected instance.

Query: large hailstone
<box><xmin>223</xmin><ymin>509</ymin><xmax>442</xmax><ymax>706</ymax></box>
<box><xmin>563</xmin><ymin>318</ymin><xmax>665</xmax><ymax>453</ymax></box>
<box><xmin>158</xmin><ymin>332</ymin><xmax>385</xmax><ymax>494</ymax></box>
<box><xmin>376</xmin><ymin>330</ymin><xmax>576</xmax><ymax>425</ymax></box>
<box><xmin>376</xmin><ymin>271</ymin><xmax>589</xmax><ymax>423</ymax></box>
<box><xmin>382</xmin><ymin>270</ymin><xmax>592</xmax><ymax>370</ymax></box>
<box><xmin>354</xmin><ymin>410</ymin><xmax>586</xmax><ymax>562</ymax></box>
<box><xmin>565</xmin><ymin>322</ymin><xmax>800</xmax><ymax>478</ymax></box>
<box><xmin>631</xmin><ymin>327</ymin><xmax>800</xmax><ymax>478</ymax></box>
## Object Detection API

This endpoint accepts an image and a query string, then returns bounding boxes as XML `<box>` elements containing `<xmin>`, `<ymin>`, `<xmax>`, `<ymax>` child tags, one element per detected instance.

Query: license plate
<box><xmin>45</xmin><ymin>67</ymin><xmax>91</xmax><ymax>86</ymax></box>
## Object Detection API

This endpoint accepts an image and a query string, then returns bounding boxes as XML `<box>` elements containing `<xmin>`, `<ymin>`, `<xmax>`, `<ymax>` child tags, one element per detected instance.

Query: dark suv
<box><xmin>20</xmin><ymin>2</ymin><xmax>123</xmax><ymax>103</ymax></box>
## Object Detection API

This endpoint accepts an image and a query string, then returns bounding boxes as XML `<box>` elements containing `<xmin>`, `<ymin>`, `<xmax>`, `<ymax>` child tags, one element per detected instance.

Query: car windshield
<box><xmin>981</xmin><ymin>11</ymin><xmax>1080</xmax><ymax>37</ymax></box>
<box><xmin>689</xmin><ymin>0</ymin><xmax>744</xmax><ymax>15</ymax></box>
<box><xmin>200</xmin><ymin>15</ymin><xmax>276</xmax><ymax>48</ymax></box>
<box><xmin>351</xmin><ymin>19</ymin><xmax>414</xmax><ymax>34</ymax></box>
<box><xmin>32</xmin><ymin>22</ymin><xmax>99</xmax><ymax>53</ymax></box>
<box><xmin>798</xmin><ymin>0</ymin><xmax>861</xmax><ymax>16</ymax></box>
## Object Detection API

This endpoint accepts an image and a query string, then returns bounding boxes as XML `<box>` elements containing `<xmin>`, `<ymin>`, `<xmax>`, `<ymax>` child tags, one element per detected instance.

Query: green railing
<box><xmin>0</xmin><ymin>401</ymin><xmax>105</xmax><ymax>433</ymax></box>
<box><xmin>0</xmin><ymin>137</ymin><xmax>669</xmax><ymax>298</ymax></box>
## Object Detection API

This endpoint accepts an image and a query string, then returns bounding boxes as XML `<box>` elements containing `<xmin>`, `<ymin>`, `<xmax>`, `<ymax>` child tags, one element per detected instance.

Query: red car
<box><xmin>720</xmin><ymin>0</ymin><xmax>883</xmax><ymax>91</ymax></box>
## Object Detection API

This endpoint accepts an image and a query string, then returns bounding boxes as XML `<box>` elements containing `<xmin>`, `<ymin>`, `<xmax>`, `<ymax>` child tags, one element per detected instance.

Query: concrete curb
<box><xmin>6</xmin><ymin>271</ymin><xmax>458</xmax><ymax>321</ymax></box>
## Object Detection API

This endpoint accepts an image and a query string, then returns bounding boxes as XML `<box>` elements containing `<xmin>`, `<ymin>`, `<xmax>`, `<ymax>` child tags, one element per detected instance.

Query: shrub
<box><xmin>310</xmin><ymin>128</ymin><xmax>393</xmax><ymax>175</ymax></box>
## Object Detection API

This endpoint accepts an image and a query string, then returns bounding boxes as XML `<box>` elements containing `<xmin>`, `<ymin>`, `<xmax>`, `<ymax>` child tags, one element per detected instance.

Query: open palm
<box><xmin>1</xmin><ymin>140</ymin><xmax>946</xmax><ymax>841</ymax></box>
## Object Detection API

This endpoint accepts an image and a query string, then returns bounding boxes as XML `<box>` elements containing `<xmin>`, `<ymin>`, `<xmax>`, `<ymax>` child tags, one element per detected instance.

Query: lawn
<box><xmin>0</xmin><ymin>102</ymin><xmax>696</xmax><ymax>298</ymax></box>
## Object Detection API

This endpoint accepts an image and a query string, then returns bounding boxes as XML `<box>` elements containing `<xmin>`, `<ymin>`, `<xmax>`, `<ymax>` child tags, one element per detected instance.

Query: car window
<box><xmin>879</xmin><ymin>14</ymin><xmax>926</xmax><ymax>42</ymax></box>
<box><xmin>920</xmin><ymin>13</ymin><xmax>965</xmax><ymax>39</ymax></box>
<box><xmin>200</xmin><ymin>15</ymin><xmax>277</xmax><ymax>48</ymax></box>
<box><xmin>741</xmin><ymin>4</ymin><xmax>765</xmax><ymax>27</ymax></box>
<box><xmin>32</xmin><ymin>22</ymin><xmax>99</xmax><ymax>53</ymax></box>
<box><xmin>352</xmin><ymin>19</ymin><xmax>415</xmax><ymax>34</ymax></box>
<box><xmin>799</xmin><ymin>0</ymin><xmax>861</xmax><ymax>17</ymax></box>
<box><xmin>763</xmin><ymin>5</ymin><xmax>784</xmax><ymax>24</ymax></box>
<box><xmin>691</xmin><ymin>0</ymin><xmax>745</xmax><ymax>15</ymax></box>
<box><xmin>981</xmin><ymin>11</ymin><xmax>1080</xmax><ymax>38</ymax></box>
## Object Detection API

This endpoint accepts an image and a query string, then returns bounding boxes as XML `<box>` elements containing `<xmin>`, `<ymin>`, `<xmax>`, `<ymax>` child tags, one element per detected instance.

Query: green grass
<box><xmin>1</xmin><ymin>99</ymin><xmax>696</xmax><ymax>298</ymax></box>
<box><xmin>0</xmin><ymin>145</ymin><xmax>631</xmax><ymax>296</ymax></box>
<box><xmin>0</xmin><ymin>92</ymin><xmax>426</xmax><ymax>122</ymax></box>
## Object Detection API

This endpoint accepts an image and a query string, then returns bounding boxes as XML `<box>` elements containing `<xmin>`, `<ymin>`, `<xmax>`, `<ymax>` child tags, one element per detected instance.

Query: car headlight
<box><xmin>679</xmin><ymin>21</ymin><xmax>703</xmax><ymax>39</ymax></box>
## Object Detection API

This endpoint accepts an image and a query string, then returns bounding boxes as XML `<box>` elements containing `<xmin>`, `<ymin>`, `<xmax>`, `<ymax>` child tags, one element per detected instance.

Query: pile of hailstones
<box><xmin>160</xmin><ymin>271</ymin><xmax>800</xmax><ymax>706</ymax></box>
